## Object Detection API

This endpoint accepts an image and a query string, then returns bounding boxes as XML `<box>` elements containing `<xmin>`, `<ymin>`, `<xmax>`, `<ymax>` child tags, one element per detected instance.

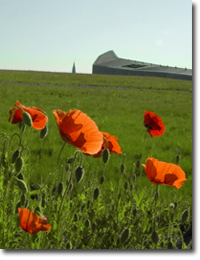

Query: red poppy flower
<box><xmin>9</xmin><ymin>101</ymin><xmax>48</xmax><ymax>130</ymax></box>
<box><xmin>18</xmin><ymin>208</ymin><xmax>51</xmax><ymax>235</ymax></box>
<box><xmin>93</xmin><ymin>132</ymin><xmax>122</xmax><ymax>158</ymax></box>
<box><xmin>143</xmin><ymin>111</ymin><xmax>165</xmax><ymax>137</ymax></box>
<box><xmin>53</xmin><ymin>109</ymin><xmax>103</xmax><ymax>155</ymax></box>
<box><xmin>141</xmin><ymin>158</ymin><xmax>187</xmax><ymax>189</ymax></box>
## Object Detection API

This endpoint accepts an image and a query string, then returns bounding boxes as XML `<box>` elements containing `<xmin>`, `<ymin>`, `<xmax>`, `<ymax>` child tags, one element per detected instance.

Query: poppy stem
<box><xmin>153</xmin><ymin>184</ymin><xmax>159</xmax><ymax>231</ymax></box>
<box><xmin>57</xmin><ymin>142</ymin><xmax>67</xmax><ymax>164</ymax></box>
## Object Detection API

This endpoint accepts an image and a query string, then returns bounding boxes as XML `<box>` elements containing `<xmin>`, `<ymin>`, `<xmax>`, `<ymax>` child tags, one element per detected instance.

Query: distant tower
<box><xmin>72</xmin><ymin>62</ymin><xmax>76</xmax><ymax>73</ymax></box>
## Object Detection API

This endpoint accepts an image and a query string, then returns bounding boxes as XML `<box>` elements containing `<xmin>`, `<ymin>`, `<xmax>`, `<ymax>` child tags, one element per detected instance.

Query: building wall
<box><xmin>93</xmin><ymin>65</ymin><xmax>192</xmax><ymax>81</ymax></box>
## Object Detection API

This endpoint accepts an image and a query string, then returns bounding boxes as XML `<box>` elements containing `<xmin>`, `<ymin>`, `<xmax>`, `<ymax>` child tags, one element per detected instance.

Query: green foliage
<box><xmin>0</xmin><ymin>70</ymin><xmax>192</xmax><ymax>249</ymax></box>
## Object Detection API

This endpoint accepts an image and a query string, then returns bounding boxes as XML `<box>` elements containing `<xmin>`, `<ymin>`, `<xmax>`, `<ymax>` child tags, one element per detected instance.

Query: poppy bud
<box><xmin>84</xmin><ymin>219</ymin><xmax>91</xmax><ymax>229</ymax></box>
<box><xmin>102</xmin><ymin>148</ymin><xmax>110</xmax><ymax>165</ymax></box>
<box><xmin>136</xmin><ymin>160</ymin><xmax>140</xmax><ymax>169</ymax></box>
<box><xmin>120</xmin><ymin>228</ymin><xmax>130</xmax><ymax>245</ymax></box>
<box><xmin>39</xmin><ymin>125</ymin><xmax>48</xmax><ymax>139</ymax></box>
<box><xmin>67</xmin><ymin>156</ymin><xmax>75</xmax><ymax>164</ymax></box>
<box><xmin>75</xmin><ymin>166</ymin><xmax>84</xmax><ymax>183</ymax></box>
<box><xmin>66</xmin><ymin>242</ymin><xmax>72</xmax><ymax>249</ymax></box>
<box><xmin>120</xmin><ymin>163</ymin><xmax>125</xmax><ymax>174</ymax></box>
<box><xmin>15</xmin><ymin>178</ymin><xmax>28</xmax><ymax>194</ymax></box>
<box><xmin>73</xmin><ymin>213</ymin><xmax>79</xmax><ymax>222</ymax></box>
<box><xmin>22</xmin><ymin>112</ymin><xmax>32</xmax><ymax>127</ymax></box>
<box><xmin>17</xmin><ymin>172</ymin><xmax>24</xmax><ymax>180</ymax></box>
<box><xmin>99</xmin><ymin>175</ymin><xmax>105</xmax><ymax>184</ymax></box>
<box><xmin>123</xmin><ymin>180</ymin><xmax>129</xmax><ymax>190</ymax></box>
<box><xmin>132</xmin><ymin>207</ymin><xmax>137</xmax><ymax>217</ymax></box>
<box><xmin>58</xmin><ymin>182</ymin><xmax>63</xmax><ymax>196</ymax></box>
<box><xmin>15</xmin><ymin>201</ymin><xmax>21</xmax><ymax>213</ymax></box>
<box><xmin>15</xmin><ymin>157</ymin><xmax>23</xmax><ymax>173</ymax></box>
<box><xmin>169</xmin><ymin>203</ymin><xmax>175</xmax><ymax>209</ymax></box>
<box><xmin>151</xmin><ymin>230</ymin><xmax>159</xmax><ymax>244</ymax></box>
<box><xmin>181</xmin><ymin>209</ymin><xmax>189</xmax><ymax>224</ymax></box>
<box><xmin>93</xmin><ymin>187</ymin><xmax>100</xmax><ymax>200</ymax></box>
<box><xmin>132</xmin><ymin>174</ymin><xmax>136</xmax><ymax>182</ymax></box>
<box><xmin>68</xmin><ymin>182</ymin><xmax>73</xmax><ymax>192</ymax></box>
<box><xmin>11</xmin><ymin>150</ymin><xmax>20</xmax><ymax>164</ymax></box>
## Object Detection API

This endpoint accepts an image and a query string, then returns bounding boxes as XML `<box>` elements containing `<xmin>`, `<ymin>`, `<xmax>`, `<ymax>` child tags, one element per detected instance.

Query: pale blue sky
<box><xmin>0</xmin><ymin>0</ymin><xmax>192</xmax><ymax>74</ymax></box>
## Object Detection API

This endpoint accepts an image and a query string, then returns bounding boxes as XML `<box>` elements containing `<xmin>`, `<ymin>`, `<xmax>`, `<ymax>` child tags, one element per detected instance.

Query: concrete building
<box><xmin>92</xmin><ymin>50</ymin><xmax>192</xmax><ymax>80</ymax></box>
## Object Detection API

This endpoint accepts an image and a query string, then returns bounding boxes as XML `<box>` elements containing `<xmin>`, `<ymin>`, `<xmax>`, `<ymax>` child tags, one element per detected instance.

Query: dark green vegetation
<box><xmin>0</xmin><ymin>70</ymin><xmax>192</xmax><ymax>249</ymax></box>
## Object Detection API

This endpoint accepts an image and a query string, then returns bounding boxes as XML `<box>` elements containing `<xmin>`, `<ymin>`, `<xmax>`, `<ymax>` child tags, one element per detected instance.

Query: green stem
<box><xmin>57</xmin><ymin>142</ymin><xmax>67</xmax><ymax>164</ymax></box>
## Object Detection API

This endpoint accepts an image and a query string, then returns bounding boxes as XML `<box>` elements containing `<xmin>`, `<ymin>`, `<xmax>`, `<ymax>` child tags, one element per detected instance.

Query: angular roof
<box><xmin>93</xmin><ymin>50</ymin><xmax>192</xmax><ymax>77</ymax></box>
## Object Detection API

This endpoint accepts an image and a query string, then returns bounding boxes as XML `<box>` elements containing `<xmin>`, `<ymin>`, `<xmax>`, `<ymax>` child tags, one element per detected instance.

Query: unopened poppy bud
<box><xmin>67</xmin><ymin>156</ymin><xmax>75</xmax><ymax>164</ymax></box>
<box><xmin>74</xmin><ymin>213</ymin><xmax>79</xmax><ymax>222</ymax></box>
<box><xmin>93</xmin><ymin>187</ymin><xmax>100</xmax><ymax>200</ymax></box>
<box><xmin>181</xmin><ymin>209</ymin><xmax>189</xmax><ymax>224</ymax></box>
<box><xmin>136</xmin><ymin>160</ymin><xmax>140</xmax><ymax>169</ymax></box>
<box><xmin>15</xmin><ymin>157</ymin><xmax>23</xmax><ymax>173</ymax></box>
<box><xmin>84</xmin><ymin>219</ymin><xmax>91</xmax><ymax>229</ymax></box>
<box><xmin>120</xmin><ymin>228</ymin><xmax>130</xmax><ymax>245</ymax></box>
<box><xmin>102</xmin><ymin>148</ymin><xmax>110</xmax><ymax>165</ymax></box>
<box><xmin>69</xmin><ymin>182</ymin><xmax>73</xmax><ymax>191</ymax></box>
<box><xmin>15</xmin><ymin>201</ymin><xmax>21</xmax><ymax>213</ymax></box>
<box><xmin>120</xmin><ymin>164</ymin><xmax>125</xmax><ymax>174</ymax></box>
<box><xmin>123</xmin><ymin>180</ymin><xmax>129</xmax><ymax>190</ymax></box>
<box><xmin>174</xmin><ymin>201</ymin><xmax>178</xmax><ymax>210</ymax></box>
<box><xmin>132</xmin><ymin>207</ymin><xmax>137</xmax><ymax>217</ymax></box>
<box><xmin>66</xmin><ymin>242</ymin><xmax>72</xmax><ymax>249</ymax></box>
<box><xmin>11</xmin><ymin>150</ymin><xmax>20</xmax><ymax>164</ymax></box>
<box><xmin>169</xmin><ymin>203</ymin><xmax>175</xmax><ymax>209</ymax></box>
<box><xmin>151</xmin><ymin>230</ymin><xmax>159</xmax><ymax>244</ymax></box>
<box><xmin>99</xmin><ymin>175</ymin><xmax>105</xmax><ymax>184</ymax></box>
<box><xmin>75</xmin><ymin>166</ymin><xmax>84</xmax><ymax>183</ymax></box>
<box><xmin>22</xmin><ymin>112</ymin><xmax>32</xmax><ymax>127</ymax></box>
<box><xmin>58</xmin><ymin>182</ymin><xmax>63</xmax><ymax>196</ymax></box>
<box><xmin>15</xmin><ymin>178</ymin><xmax>28</xmax><ymax>194</ymax></box>
<box><xmin>39</xmin><ymin>125</ymin><xmax>48</xmax><ymax>139</ymax></box>
<box><xmin>17</xmin><ymin>172</ymin><xmax>24</xmax><ymax>180</ymax></box>
<box><xmin>132</xmin><ymin>174</ymin><xmax>136</xmax><ymax>182</ymax></box>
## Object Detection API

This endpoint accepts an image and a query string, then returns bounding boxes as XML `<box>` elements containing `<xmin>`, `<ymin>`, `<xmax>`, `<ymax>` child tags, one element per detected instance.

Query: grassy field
<box><xmin>0</xmin><ymin>70</ymin><xmax>192</xmax><ymax>249</ymax></box>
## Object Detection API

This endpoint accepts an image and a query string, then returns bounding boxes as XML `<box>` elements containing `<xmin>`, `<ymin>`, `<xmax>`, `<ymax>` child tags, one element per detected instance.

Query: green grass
<box><xmin>0</xmin><ymin>69</ymin><xmax>192</xmax><ymax>91</ymax></box>
<box><xmin>0</xmin><ymin>71</ymin><xmax>192</xmax><ymax>249</ymax></box>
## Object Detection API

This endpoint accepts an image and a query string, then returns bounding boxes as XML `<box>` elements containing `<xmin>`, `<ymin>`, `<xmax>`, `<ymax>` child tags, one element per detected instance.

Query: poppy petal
<box><xmin>18</xmin><ymin>208</ymin><xmax>51</xmax><ymax>235</ymax></box>
<box><xmin>143</xmin><ymin>111</ymin><xmax>165</xmax><ymax>137</ymax></box>
<box><xmin>53</xmin><ymin>109</ymin><xmax>103</xmax><ymax>155</ymax></box>
<box><xmin>9</xmin><ymin>101</ymin><xmax>47</xmax><ymax>130</ymax></box>
<box><xmin>142</xmin><ymin>158</ymin><xmax>187</xmax><ymax>189</ymax></box>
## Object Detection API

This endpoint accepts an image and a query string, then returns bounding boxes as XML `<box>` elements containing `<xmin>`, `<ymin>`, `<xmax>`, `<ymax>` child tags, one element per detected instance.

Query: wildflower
<box><xmin>9</xmin><ymin>101</ymin><xmax>47</xmax><ymax>130</ymax></box>
<box><xmin>18</xmin><ymin>208</ymin><xmax>51</xmax><ymax>234</ymax></box>
<box><xmin>143</xmin><ymin>111</ymin><xmax>165</xmax><ymax>137</ymax></box>
<box><xmin>53</xmin><ymin>109</ymin><xmax>103</xmax><ymax>155</ymax></box>
<box><xmin>93</xmin><ymin>132</ymin><xmax>122</xmax><ymax>158</ymax></box>
<box><xmin>141</xmin><ymin>158</ymin><xmax>187</xmax><ymax>189</ymax></box>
